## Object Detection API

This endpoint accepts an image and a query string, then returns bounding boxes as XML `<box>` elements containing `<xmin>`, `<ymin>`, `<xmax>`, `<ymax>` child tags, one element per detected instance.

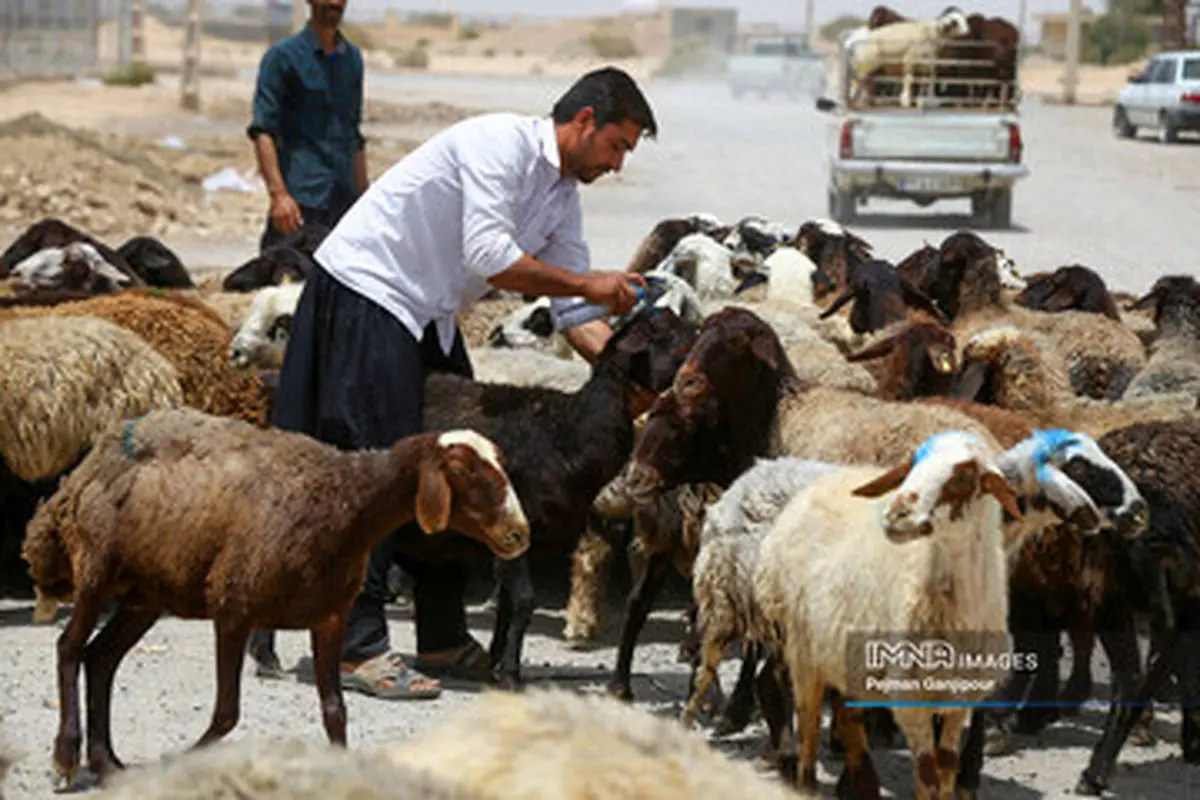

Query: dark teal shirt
<box><xmin>247</xmin><ymin>26</ymin><xmax>365</xmax><ymax>211</ymax></box>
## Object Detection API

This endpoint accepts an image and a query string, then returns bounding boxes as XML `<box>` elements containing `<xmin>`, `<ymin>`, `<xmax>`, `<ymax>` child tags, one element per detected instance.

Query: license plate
<box><xmin>901</xmin><ymin>176</ymin><xmax>961</xmax><ymax>193</ymax></box>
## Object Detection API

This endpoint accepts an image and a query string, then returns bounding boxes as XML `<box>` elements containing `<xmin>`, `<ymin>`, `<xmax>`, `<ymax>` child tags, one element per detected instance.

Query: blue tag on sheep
<box><xmin>1032</xmin><ymin>429</ymin><xmax>1079</xmax><ymax>484</ymax></box>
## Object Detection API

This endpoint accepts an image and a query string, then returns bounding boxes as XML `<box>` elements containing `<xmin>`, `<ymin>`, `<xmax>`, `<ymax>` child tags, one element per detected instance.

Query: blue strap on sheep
<box><xmin>912</xmin><ymin>430</ymin><xmax>973</xmax><ymax>466</ymax></box>
<box><xmin>1031</xmin><ymin>428</ymin><xmax>1080</xmax><ymax>484</ymax></box>
<box><xmin>121</xmin><ymin>415</ymin><xmax>148</xmax><ymax>460</ymax></box>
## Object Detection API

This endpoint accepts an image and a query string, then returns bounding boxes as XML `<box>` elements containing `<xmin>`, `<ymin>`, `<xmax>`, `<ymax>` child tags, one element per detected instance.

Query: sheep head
<box><xmin>487</xmin><ymin>297</ymin><xmax>556</xmax><ymax>349</ymax></box>
<box><xmin>416</xmin><ymin>430</ymin><xmax>530</xmax><ymax>560</ymax></box>
<box><xmin>935</xmin><ymin>6</ymin><xmax>972</xmax><ymax>38</ymax></box>
<box><xmin>851</xmin><ymin>430</ymin><xmax>1022</xmax><ymax>543</ymax></box>
<box><xmin>931</xmin><ymin>231</ymin><xmax>1009</xmax><ymax>320</ymax></box>
<box><xmin>627</xmin><ymin>307</ymin><xmax>794</xmax><ymax>499</ymax></box>
<box><xmin>846</xmin><ymin>321</ymin><xmax>958</xmax><ymax>400</ymax></box>
<box><xmin>1127</xmin><ymin>275</ymin><xmax>1200</xmax><ymax>333</ymax></box>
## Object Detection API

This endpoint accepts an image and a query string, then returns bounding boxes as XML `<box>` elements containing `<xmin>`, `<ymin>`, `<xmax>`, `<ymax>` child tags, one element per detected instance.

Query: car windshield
<box><xmin>1184</xmin><ymin>58</ymin><xmax>1200</xmax><ymax>80</ymax></box>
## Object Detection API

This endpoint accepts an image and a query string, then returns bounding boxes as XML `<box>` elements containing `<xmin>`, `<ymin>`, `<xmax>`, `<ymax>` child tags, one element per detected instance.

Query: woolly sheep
<box><xmin>1121</xmin><ymin>276</ymin><xmax>1200</xmax><ymax>405</ymax></box>
<box><xmin>753</xmin><ymin>430</ymin><xmax>1022</xmax><ymax>797</ymax></box>
<box><xmin>953</xmin><ymin>326</ymin><xmax>1195</xmax><ymax>439</ymax></box>
<box><xmin>929</xmin><ymin>231</ymin><xmax>1145</xmax><ymax>400</ymax></box>
<box><xmin>0</xmin><ymin>315</ymin><xmax>183</xmax><ymax>484</ymax></box>
<box><xmin>228</xmin><ymin>281</ymin><xmax>305</xmax><ymax>371</ymax></box>
<box><xmin>22</xmin><ymin>407</ymin><xmax>530</xmax><ymax>789</ymax></box>
<box><xmin>848</xmin><ymin>8</ymin><xmax>973</xmax><ymax>107</ymax></box>
<box><xmin>0</xmin><ymin>289</ymin><xmax>272</xmax><ymax>427</ymax></box>
<box><xmin>382</xmin><ymin>687</ymin><xmax>798</xmax><ymax>800</ymax></box>
<box><xmin>92</xmin><ymin>737</ymin><xmax>474</xmax><ymax>800</ymax></box>
<box><xmin>625</xmin><ymin>307</ymin><xmax>998</xmax><ymax>496</ymax></box>
<box><xmin>682</xmin><ymin>456</ymin><xmax>842</xmax><ymax>729</ymax></box>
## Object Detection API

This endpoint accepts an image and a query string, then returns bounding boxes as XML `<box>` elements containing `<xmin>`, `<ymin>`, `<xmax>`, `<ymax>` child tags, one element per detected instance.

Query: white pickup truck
<box><xmin>814</xmin><ymin>28</ymin><xmax>1029</xmax><ymax>229</ymax></box>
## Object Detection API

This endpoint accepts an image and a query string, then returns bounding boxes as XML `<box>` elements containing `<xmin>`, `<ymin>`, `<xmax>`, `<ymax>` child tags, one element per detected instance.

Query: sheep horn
<box><xmin>952</xmin><ymin>360</ymin><xmax>989</xmax><ymax>402</ymax></box>
<box><xmin>845</xmin><ymin>333</ymin><xmax>897</xmax><ymax>363</ymax></box>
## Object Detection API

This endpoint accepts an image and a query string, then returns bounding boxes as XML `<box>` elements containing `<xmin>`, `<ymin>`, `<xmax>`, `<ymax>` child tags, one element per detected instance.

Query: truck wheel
<box><xmin>1112</xmin><ymin>106</ymin><xmax>1135</xmax><ymax>139</ymax></box>
<box><xmin>829</xmin><ymin>189</ymin><xmax>856</xmax><ymax>224</ymax></box>
<box><xmin>1158</xmin><ymin>111</ymin><xmax>1179</xmax><ymax>144</ymax></box>
<box><xmin>988</xmin><ymin>189</ymin><xmax>1013</xmax><ymax>230</ymax></box>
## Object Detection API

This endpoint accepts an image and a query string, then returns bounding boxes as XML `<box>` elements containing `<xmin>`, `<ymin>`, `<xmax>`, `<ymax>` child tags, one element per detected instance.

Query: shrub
<box><xmin>103</xmin><ymin>61</ymin><xmax>155</xmax><ymax>87</ymax></box>
<box><xmin>587</xmin><ymin>32</ymin><xmax>640</xmax><ymax>59</ymax></box>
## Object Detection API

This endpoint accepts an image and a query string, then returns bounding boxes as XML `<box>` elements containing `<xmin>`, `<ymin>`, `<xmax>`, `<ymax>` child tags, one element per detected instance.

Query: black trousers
<box><xmin>258</xmin><ymin>186</ymin><xmax>356</xmax><ymax>253</ymax></box>
<box><xmin>258</xmin><ymin>261</ymin><xmax>474</xmax><ymax>663</ymax></box>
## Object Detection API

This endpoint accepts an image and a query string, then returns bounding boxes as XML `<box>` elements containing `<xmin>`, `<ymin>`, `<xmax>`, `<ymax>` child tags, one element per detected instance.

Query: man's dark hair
<box><xmin>551</xmin><ymin>66</ymin><xmax>658</xmax><ymax>139</ymax></box>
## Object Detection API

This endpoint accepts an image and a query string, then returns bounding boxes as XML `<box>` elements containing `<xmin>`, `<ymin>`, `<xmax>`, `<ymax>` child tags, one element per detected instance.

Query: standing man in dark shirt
<box><xmin>247</xmin><ymin>0</ymin><xmax>368</xmax><ymax>252</ymax></box>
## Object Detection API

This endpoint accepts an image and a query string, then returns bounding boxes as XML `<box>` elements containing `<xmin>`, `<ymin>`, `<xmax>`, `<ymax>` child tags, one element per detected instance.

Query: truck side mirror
<box><xmin>815</xmin><ymin>97</ymin><xmax>838</xmax><ymax>113</ymax></box>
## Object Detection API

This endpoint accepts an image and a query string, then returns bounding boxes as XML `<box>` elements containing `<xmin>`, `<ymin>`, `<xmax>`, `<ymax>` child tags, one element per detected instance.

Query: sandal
<box><xmin>413</xmin><ymin>638</ymin><xmax>493</xmax><ymax>683</ymax></box>
<box><xmin>339</xmin><ymin>653</ymin><xmax>442</xmax><ymax>700</ymax></box>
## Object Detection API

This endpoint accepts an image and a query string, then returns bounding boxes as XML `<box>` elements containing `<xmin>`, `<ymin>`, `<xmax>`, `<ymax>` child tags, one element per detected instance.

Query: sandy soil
<box><xmin>1</xmin><ymin>36</ymin><xmax>1199</xmax><ymax>800</ymax></box>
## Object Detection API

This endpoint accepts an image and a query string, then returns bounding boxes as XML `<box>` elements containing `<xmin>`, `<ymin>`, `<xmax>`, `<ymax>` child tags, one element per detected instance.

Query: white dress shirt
<box><xmin>313</xmin><ymin>112</ymin><xmax>590</xmax><ymax>355</ymax></box>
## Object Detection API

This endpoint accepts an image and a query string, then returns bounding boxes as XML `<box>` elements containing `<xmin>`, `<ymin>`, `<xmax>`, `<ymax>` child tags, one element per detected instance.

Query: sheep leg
<box><xmin>310</xmin><ymin>613</ymin><xmax>348</xmax><ymax>746</ymax></box>
<box><xmin>890</xmin><ymin>707</ymin><xmax>940</xmax><ymax>800</ymax></box>
<box><xmin>714</xmin><ymin>645</ymin><xmax>761</xmax><ymax>735</ymax></box>
<box><xmin>1076</xmin><ymin>632</ymin><xmax>1180</xmax><ymax>795</ymax></box>
<box><xmin>831</xmin><ymin>694</ymin><xmax>882</xmax><ymax>799</ymax></box>
<box><xmin>953</xmin><ymin>709</ymin><xmax>985</xmax><ymax>798</ymax></box>
<box><xmin>755</xmin><ymin>655</ymin><xmax>795</xmax><ymax>780</ymax></box>
<box><xmin>563</xmin><ymin>526</ymin><xmax>614</xmax><ymax>648</ymax></box>
<box><xmin>190</xmin><ymin>621</ymin><xmax>251</xmax><ymax>749</ymax></box>
<box><xmin>1015</xmin><ymin>628</ymin><xmax>1063</xmax><ymax>734</ymax></box>
<box><xmin>681</xmin><ymin>635</ymin><xmax>725</xmax><ymax>727</ymax></box>
<box><xmin>52</xmin><ymin>590</ymin><xmax>105</xmax><ymax>788</ymax></box>
<box><xmin>1096</xmin><ymin>609</ymin><xmax>1157</xmax><ymax>747</ymax></box>
<box><xmin>1061</xmin><ymin>622</ymin><xmax>1096</xmax><ymax>712</ymax></box>
<box><xmin>790</xmin><ymin>674</ymin><xmax>824</xmax><ymax>793</ymax></box>
<box><xmin>606</xmin><ymin>551</ymin><xmax>671</xmax><ymax>702</ymax></box>
<box><xmin>933</xmin><ymin>710</ymin><xmax>967</xmax><ymax>800</ymax></box>
<box><xmin>492</xmin><ymin>554</ymin><xmax>534</xmax><ymax>690</ymax></box>
<box><xmin>84</xmin><ymin>606</ymin><xmax>159</xmax><ymax>777</ymax></box>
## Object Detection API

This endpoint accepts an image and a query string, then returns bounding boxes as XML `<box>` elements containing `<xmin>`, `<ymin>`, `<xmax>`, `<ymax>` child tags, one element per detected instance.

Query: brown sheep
<box><xmin>21</xmin><ymin>407</ymin><xmax>530</xmax><ymax>790</ymax></box>
<box><xmin>0</xmin><ymin>288</ymin><xmax>271</xmax><ymax>426</ymax></box>
<box><xmin>846</xmin><ymin>320</ymin><xmax>959</xmax><ymax>400</ymax></box>
<box><xmin>1013</xmin><ymin>264</ymin><xmax>1121</xmax><ymax>321</ymax></box>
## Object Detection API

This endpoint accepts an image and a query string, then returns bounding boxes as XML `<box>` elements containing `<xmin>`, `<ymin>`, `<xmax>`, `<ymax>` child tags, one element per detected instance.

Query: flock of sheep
<box><xmin>844</xmin><ymin>5</ymin><xmax>1021</xmax><ymax>109</ymax></box>
<box><xmin>0</xmin><ymin>208</ymin><xmax>1198</xmax><ymax>798</ymax></box>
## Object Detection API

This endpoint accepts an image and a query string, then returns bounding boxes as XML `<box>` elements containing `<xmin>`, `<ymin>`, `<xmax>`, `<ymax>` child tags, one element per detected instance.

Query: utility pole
<box><xmin>292</xmin><ymin>0</ymin><xmax>307</xmax><ymax>34</ymax></box>
<box><xmin>1062</xmin><ymin>0</ymin><xmax>1082</xmax><ymax>105</ymax></box>
<box><xmin>1017</xmin><ymin>0</ymin><xmax>1027</xmax><ymax>46</ymax></box>
<box><xmin>181</xmin><ymin>0</ymin><xmax>201</xmax><ymax>111</ymax></box>
<box><xmin>804</xmin><ymin>0</ymin><xmax>815</xmax><ymax>49</ymax></box>
<box><xmin>131</xmin><ymin>0</ymin><xmax>146</xmax><ymax>62</ymax></box>
<box><xmin>1163</xmin><ymin>0</ymin><xmax>1187</xmax><ymax>51</ymax></box>
<box><xmin>116</xmin><ymin>0</ymin><xmax>132</xmax><ymax>66</ymax></box>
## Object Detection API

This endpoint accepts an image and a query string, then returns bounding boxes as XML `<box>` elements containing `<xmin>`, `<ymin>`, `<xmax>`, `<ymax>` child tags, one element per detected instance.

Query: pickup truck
<box><xmin>728</xmin><ymin>34</ymin><xmax>827</xmax><ymax>101</ymax></box>
<box><xmin>814</xmin><ymin>28</ymin><xmax>1029</xmax><ymax>229</ymax></box>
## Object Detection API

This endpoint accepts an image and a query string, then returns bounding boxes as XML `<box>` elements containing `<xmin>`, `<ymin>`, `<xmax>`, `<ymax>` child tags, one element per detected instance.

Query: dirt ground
<box><xmin>1</xmin><ymin>35</ymin><xmax>1198</xmax><ymax>800</ymax></box>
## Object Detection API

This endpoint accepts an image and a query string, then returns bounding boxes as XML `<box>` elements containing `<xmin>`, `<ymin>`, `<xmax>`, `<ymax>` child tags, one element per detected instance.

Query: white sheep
<box><xmin>10</xmin><ymin>242</ymin><xmax>132</xmax><ymax>292</ymax></box>
<box><xmin>228</xmin><ymin>281</ymin><xmax>306</xmax><ymax>371</ymax></box>
<box><xmin>848</xmin><ymin>7</ymin><xmax>972</xmax><ymax>107</ymax></box>
<box><xmin>470</xmin><ymin>346</ymin><xmax>593</xmax><ymax>392</ymax></box>
<box><xmin>655</xmin><ymin>232</ymin><xmax>741</xmax><ymax>299</ymax></box>
<box><xmin>753</xmin><ymin>430</ymin><xmax>1022</xmax><ymax>798</ymax></box>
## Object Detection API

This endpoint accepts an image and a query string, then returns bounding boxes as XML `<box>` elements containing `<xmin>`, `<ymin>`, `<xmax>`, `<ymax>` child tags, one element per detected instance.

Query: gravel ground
<box><xmin>3</xmin><ymin>72</ymin><xmax>1200</xmax><ymax>799</ymax></box>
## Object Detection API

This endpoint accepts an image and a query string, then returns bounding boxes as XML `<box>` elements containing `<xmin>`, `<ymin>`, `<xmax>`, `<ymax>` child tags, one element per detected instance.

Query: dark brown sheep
<box><xmin>792</xmin><ymin>220</ymin><xmax>873</xmax><ymax>300</ymax></box>
<box><xmin>1014</xmin><ymin>264</ymin><xmax>1121</xmax><ymax>321</ymax></box>
<box><xmin>22</xmin><ymin>407</ymin><xmax>530</xmax><ymax>789</ymax></box>
<box><xmin>0</xmin><ymin>217</ymin><xmax>137</xmax><ymax>282</ymax></box>
<box><xmin>846</xmin><ymin>320</ymin><xmax>959</xmax><ymax>400</ymax></box>
<box><xmin>818</xmin><ymin>258</ymin><xmax>948</xmax><ymax>335</ymax></box>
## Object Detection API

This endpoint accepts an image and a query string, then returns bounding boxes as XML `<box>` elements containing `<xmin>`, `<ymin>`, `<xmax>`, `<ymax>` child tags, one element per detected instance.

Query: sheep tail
<box><xmin>21</xmin><ymin>494</ymin><xmax>74</xmax><ymax>624</ymax></box>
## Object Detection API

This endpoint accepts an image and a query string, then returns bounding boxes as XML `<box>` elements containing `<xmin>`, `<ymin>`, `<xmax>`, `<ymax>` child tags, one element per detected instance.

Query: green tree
<box><xmin>820</xmin><ymin>15</ymin><xmax>865</xmax><ymax>42</ymax></box>
<box><xmin>1082</xmin><ymin>12</ymin><xmax>1152</xmax><ymax>65</ymax></box>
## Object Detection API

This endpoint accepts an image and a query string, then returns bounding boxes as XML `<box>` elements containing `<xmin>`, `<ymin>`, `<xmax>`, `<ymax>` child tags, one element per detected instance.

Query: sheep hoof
<box><xmin>955</xmin><ymin>788</ymin><xmax>976</xmax><ymax>800</ymax></box>
<box><xmin>1129</xmin><ymin>719</ymin><xmax>1157</xmax><ymax>747</ymax></box>
<box><xmin>982</xmin><ymin>722</ymin><xmax>1013</xmax><ymax>757</ymax></box>
<box><xmin>605</xmin><ymin>680</ymin><xmax>634</xmax><ymax>703</ymax></box>
<box><xmin>51</xmin><ymin>767</ymin><xmax>76</xmax><ymax>793</ymax></box>
<box><xmin>494</xmin><ymin>672</ymin><xmax>523</xmax><ymax>693</ymax></box>
<box><xmin>1074</xmin><ymin>772</ymin><xmax>1106</xmax><ymax>796</ymax></box>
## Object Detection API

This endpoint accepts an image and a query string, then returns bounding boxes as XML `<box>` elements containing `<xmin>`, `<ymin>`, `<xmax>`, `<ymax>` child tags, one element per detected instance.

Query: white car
<box><xmin>1113</xmin><ymin>49</ymin><xmax>1200</xmax><ymax>144</ymax></box>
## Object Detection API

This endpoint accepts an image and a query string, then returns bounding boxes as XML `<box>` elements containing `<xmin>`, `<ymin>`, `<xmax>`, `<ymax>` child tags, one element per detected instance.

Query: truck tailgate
<box><xmin>849</xmin><ymin>113</ymin><xmax>1012</xmax><ymax>162</ymax></box>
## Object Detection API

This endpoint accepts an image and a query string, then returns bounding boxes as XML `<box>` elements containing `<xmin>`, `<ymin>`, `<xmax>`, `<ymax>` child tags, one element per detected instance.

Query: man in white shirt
<box><xmin>248</xmin><ymin>67</ymin><xmax>656</xmax><ymax>700</ymax></box>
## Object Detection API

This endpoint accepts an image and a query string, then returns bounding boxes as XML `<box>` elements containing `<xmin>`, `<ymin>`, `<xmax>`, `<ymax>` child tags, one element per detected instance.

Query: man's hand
<box><xmin>269</xmin><ymin>191</ymin><xmax>304</xmax><ymax>236</ymax></box>
<box><xmin>582</xmin><ymin>271</ymin><xmax>648</xmax><ymax>316</ymax></box>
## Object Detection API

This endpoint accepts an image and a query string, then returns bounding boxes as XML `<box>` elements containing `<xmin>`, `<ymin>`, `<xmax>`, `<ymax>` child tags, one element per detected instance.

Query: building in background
<box><xmin>665</xmin><ymin>5</ymin><xmax>738</xmax><ymax>53</ymax></box>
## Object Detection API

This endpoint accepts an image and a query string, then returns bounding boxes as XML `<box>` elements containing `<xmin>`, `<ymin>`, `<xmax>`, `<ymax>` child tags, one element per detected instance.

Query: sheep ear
<box><xmin>415</xmin><ymin>458</ymin><xmax>453</xmax><ymax>534</ymax></box>
<box><xmin>819</xmin><ymin>285</ymin><xmax>857</xmax><ymax>319</ymax></box>
<box><xmin>749</xmin><ymin>330</ymin><xmax>780</xmax><ymax>371</ymax></box>
<box><xmin>852</xmin><ymin>458</ymin><xmax>914</xmax><ymax>498</ymax></box>
<box><xmin>981</xmin><ymin>471</ymin><xmax>1023</xmax><ymax>521</ymax></box>
<box><xmin>845</xmin><ymin>334</ymin><xmax>896</xmax><ymax>363</ymax></box>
